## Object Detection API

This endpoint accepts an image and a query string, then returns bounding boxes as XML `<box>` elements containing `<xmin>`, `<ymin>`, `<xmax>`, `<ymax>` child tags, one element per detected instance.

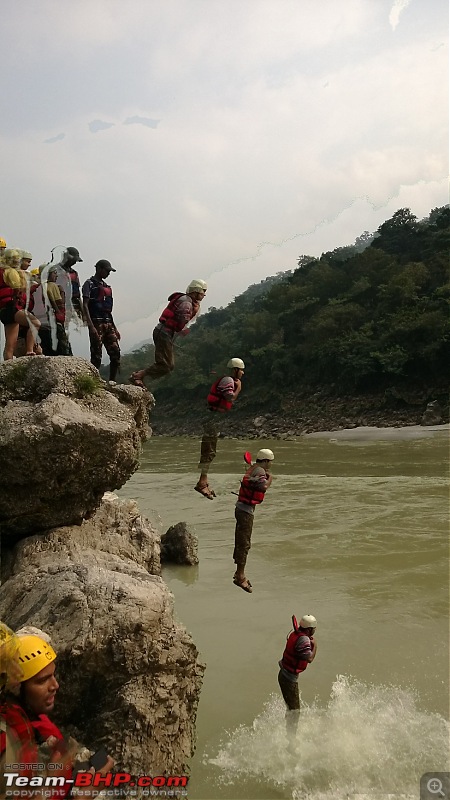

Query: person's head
<box><xmin>255</xmin><ymin>448</ymin><xmax>274</xmax><ymax>469</ymax></box>
<box><xmin>227</xmin><ymin>357</ymin><xmax>245</xmax><ymax>379</ymax></box>
<box><xmin>2</xmin><ymin>248</ymin><xmax>22</xmax><ymax>269</ymax></box>
<box><xmin>16</xmin><ymin>634</ymin><xmax>59</xmax><ymax>716</ymax></box>
<box><xmin>63</xmin><ymin>246</ymin><xmax>83</xmax><ymax>270</ymax></box>
<box><xmin>0</xmin><ymin>238</ymin><xmax>7</xmax><ymax>254</ymax></box>
<box><xmin>20</xmin><ymin>251</ymin><xmax>32</xmax><ymax>270</ymax></box>
<box><xmin>47</xmin><ymin>267</ymin><xmax>58</xmax><ymax>283</ymax></box>
<box><xmin>299</xmin><ymin>614</ymin><xmax>317</xmax><ymax>635</ymax></box>
<box><xmin>186</xmin><ymin>279</ymin><xmax>207</xmax><ymax>301</ymax></box>
<box><xmin>94</xmin><ymin>259</ymin><xmax>116</xmax><ymax>280</ymax></box>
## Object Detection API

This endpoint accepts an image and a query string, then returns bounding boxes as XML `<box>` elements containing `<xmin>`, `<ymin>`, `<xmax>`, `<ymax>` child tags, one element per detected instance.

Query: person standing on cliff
<box><xmin>82</xmin><ymin>260</ymin><xmax>121</xmax><ymax>381</ymax></box>
<box><xmin>194</xmin><ymin>357</ymin><xmax>245</xmax><ymax>500</ymax></box>
<box><xmin>278</xmin><ymin>614</ymin><xmax>317</xmax><ymax>742</ymax></box>
<box><xmin>129</xmin><ymin>278</ymin><xmax>207</xmax><ymax>388</ymax></box>
<box><xmin>232</xmin><ymin>448</ymin><xmax>274</xmax><ymax>593</ymax></box>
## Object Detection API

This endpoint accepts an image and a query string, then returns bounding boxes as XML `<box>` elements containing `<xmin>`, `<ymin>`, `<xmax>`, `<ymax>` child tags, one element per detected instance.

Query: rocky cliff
<box><xmin>0</xmin><ymin>356</ymin><xmax>204</xmax><ymax>776</ymax></box>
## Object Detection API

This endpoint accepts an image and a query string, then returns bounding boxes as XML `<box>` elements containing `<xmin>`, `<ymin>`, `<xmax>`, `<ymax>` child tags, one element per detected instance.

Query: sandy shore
<box><xmin>304</xmin><ymin>423</ymin><xmax>450</xmax><ymax>441</ymax></box>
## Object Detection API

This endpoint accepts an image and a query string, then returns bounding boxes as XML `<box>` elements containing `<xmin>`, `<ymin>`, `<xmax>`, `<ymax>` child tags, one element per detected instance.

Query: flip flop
<box><xmin>129</xmin><ymin>374</ymin><xmax>147</xmax><ymax>389</ymax></box>
<box><xmin>233</xmin><ymin>577</ymin><xmax>253</xmax><ymax>593</ymax></box>
<box><xmin>194</xmin><ymin>485</ymin><xmax>215</xmax><ymax>500</ymax></box>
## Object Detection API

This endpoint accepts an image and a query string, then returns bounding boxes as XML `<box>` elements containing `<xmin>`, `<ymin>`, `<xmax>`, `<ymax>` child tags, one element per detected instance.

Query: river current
<box><xmin>119</xmin><ymin>426</ymin><xmax>449</xmax><ymax>800</ymax></box>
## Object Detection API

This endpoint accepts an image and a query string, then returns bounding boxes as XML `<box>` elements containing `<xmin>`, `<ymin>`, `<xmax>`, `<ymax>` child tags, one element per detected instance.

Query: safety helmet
<box><xmin>16</xmin><ymin>635</ymin><xmax>57</xmax><ymax>682</ymax></box>
<box><xmin>30</xmin><ymin>268</ymin><xmax>40</xmax><ymax>276</ymax></box>
<box><xmin>256</xmin><ymin>448</ymin><xmax>274</xmax><ymax>461</ymax></box>
<box><xmin>0</xmin><ymin>238</ymin><xmax>6</xmax><ymax>248</ymax></box>
<box><xmin>186</xmin><ymin>279</ymin><xmax>207</xmax><ymax>294</ymax></box>
<box><xmin>20</xmin><ymin>251</ymin><xmax>32</xmax><ymax>260</ymax></box>
<box><xmin>227</xmin><ymin>358</ymin><xmax>245</xmax><ymax>370</ymax></box>
<box><xmin>300</xmin><ymin>614</ymin><xmax>317</xmax><ymax>629</ymax></box>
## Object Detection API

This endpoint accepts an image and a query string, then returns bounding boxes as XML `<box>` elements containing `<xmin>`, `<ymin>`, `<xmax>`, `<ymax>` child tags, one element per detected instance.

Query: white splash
<box><xmin>206</xmin><ymin>675</ymin><xmax>449</xmax><ymax>800</ymax></box>
<box><xmin>389</xmin><ymin>0</ymin><xmax>412</xmax><ymax>31</ymax></box>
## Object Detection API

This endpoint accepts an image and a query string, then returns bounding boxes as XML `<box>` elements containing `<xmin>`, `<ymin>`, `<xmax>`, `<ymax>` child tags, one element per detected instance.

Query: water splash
<box><xmin>206</xmin><ymin>675</ymin><xmax>449</xmax><ymax>799</ymax></box>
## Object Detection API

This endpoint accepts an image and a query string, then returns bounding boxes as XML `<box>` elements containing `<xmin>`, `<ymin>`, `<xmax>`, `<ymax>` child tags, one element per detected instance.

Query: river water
<box><xmin>119</xmin><ymin>426</ymin><xmax>449</xmax><ymax>800</ymax></box>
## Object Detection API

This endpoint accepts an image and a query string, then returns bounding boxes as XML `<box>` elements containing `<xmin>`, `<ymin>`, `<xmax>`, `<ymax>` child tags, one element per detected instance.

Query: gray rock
<box><xmin>253</xmin><ymin>416</ymin><xmax>266</xmax><ymax>427</ymax></box>
<box><xmin>161</xmin><ymin>522</ymin><xmax>199</xmax><ymax>566</ymax></box>
<box><xmin>421</xmin><ymin>400</ymin><xmax>443</xmax><ymax>426</ymax></box>
<box><xmin>0</xmin><ymin>495</ymin><xmax>204</xmax><ymax>775</ymax></box>
<box><xmin>0</xmin><ymin>357</ymin><xmax>153</xmax><ymax>537</ymax></box>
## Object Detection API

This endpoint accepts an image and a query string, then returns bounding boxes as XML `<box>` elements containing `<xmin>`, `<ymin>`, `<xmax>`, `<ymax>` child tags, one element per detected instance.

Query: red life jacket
<box><xmin>237</xmin><ymin>465</ymin><xmax>267</xmax><ymax>506</ymax></box>
<box><xmin>207</xmin><ymin>377</ymin><xmax>237</xmax><ymax>412</ymax></box>
<box><xmin>0</xmin><ymin>705</ymin><xmax>72</xmax><ymax>797</ymax></box>
<box><xmin>31</xmin><ymin>715</ymin><xmax>73</xmax><ymax>798</ymax></box>
<box><xmin>280</xmin><ymin>630</ymin><xmax>314</xmax><ymax>674</ymax></box>
<box><xmin>0</xmin><ymin>270</ymin><xmax>16</xmax><ymax>309</ymax></box>
<box><xmin>0</xmin><ymin>701</ymin><xmax>39</xmax><ymax>777</ymax></box>
<box><xmin>159</xmin><ymin>293</ymin><xmax>199</xmax><ymax>333</ymax></box>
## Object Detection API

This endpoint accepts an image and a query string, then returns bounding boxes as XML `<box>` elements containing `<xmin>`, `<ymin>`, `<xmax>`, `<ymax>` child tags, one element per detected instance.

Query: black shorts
<box><xmin>0</xmin><ymin>301</ymin><xmax>20</xmax><ymax>326</ymax></box>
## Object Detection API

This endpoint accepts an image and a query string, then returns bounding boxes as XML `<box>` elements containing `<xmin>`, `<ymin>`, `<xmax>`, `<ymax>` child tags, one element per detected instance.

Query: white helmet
<box><xmin>300</xmin><ymin>614</ymin><xmax>317</xmax><ymax>629</ymax></box>
<box><xmin>186</xmin><ymin>279</ymin><xmax>207</xmax><ymax>294</ymax></box>
<box><xmin>227</xmin><ymin>358</ymin><xmax>245</xmax><ymax>370</ymax></box>
<box><xmin>256</xmin><ymin>448</ymin><xmax>274</xmax><ymax>461</ymax></box>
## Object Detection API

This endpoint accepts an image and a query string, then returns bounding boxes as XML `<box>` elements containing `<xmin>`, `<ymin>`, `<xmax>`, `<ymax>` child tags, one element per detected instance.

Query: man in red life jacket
<box><xmin>194</xmin><ymin>357</ymin><xmax>245</xmax><ymax>500</ymax></box>
<box><xmin>129</xmin><ymin>278</ymin><xmax>207</xmax><ymax>388</ymax></box>
<box><xmin>1</xmin><ymin>631</ymin><xmax>114</xmax><ymax>798</ymax></box>
<box><xmin>82</xmin><ymin>260</ymin><xmax>120</xmax><ymax>381</ymax></box>
<box><xmin>233</xmin><ymin>448</ymin><xmax>274</xmax><ymax>593</ymax></box>
<box><xmin>278</xmin><ymin>614</ymin><xmax>318</xmax><ymax>740</ymax></box>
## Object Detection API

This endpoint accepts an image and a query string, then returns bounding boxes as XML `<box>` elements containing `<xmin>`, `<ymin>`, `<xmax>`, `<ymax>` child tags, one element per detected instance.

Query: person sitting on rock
<box><xmin>129</xmin><ymin>278</ymin><xmax>207</xmax><ymax>388</ymax></box>
<box><xmin>194</xmin><ymin>358</ymin><xmax>245</xmax><ymax>500</ymax></box>
<box><xmin>0</xmin><ymin>626</ymin><xmax>114</xmax><ymax>798</ymax></box>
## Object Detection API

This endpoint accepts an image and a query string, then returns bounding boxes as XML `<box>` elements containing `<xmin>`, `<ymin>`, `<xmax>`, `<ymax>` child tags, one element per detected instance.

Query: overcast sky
<box><xmin>1</xmin><ymin>0</ymin><xmax>447</xmax><ymax>356</ymax></box>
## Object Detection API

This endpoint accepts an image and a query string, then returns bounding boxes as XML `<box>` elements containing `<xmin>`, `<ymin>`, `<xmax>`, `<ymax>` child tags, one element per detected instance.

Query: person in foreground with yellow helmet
<box><xmin>232</xmin><ymin>448</ymin><xmax>274</xmax><ymax>593</ymax></box>
<box><xmin>0</xmin><ymin>626</ymin><xmax>114</xmax><ymax>798</ymax></box>
<box><xmin>129</xmin><ymin>278</ymin><xmax>207</xmax><ymax>388</ymax></box>
<box><xmin>194</xmin><ymin>357</ymin><xmax>245</xmax><ymax>500</ymax></box>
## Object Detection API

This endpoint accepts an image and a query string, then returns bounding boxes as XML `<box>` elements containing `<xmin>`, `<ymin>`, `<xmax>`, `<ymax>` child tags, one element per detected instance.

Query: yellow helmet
<box><xmin>0</xmin><ymin>238</ymin><xmax>6</xmax><ymax>248</ymax></box>
<box><xmin>16</xmin><ymin>635</ymin><xmax>57</xmax><ymax>682</ymax></box>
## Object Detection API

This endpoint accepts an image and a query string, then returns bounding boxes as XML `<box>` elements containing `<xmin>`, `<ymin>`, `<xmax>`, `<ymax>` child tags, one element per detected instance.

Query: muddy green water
<box><xmin>119</xmin><ymin>428</ymin><xmax>449</xmax><ymax>800</ymax></box>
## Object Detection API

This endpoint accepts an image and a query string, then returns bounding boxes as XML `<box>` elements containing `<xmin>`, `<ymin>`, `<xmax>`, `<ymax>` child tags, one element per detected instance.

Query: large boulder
<box><xmin>0</xmin><ymin>495</ymin><xmax>204</xmax><ymax>776</ymax></box>
<box><xmin>421</xmin><ymin>400</ymin><xmax>443</xmax><ymax>426</ymax></box>
<box><xmin>161</xmin><ymin>522</ymin><xmax>199</xmax><ymax>566</ymax></box>
<box><xmin>0</xmin><ymin>357</ymin><xmax>153</xmax><ymax>537</ymax></box>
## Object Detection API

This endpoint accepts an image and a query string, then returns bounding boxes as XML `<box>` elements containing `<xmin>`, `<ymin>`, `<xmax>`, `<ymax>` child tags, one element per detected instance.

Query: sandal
<box><xmin>233</xmin><ymin>577</ymin><xmax>253</xmax><ymax>593</ymax></box>
<box><xmin>129</xmin><ymin>373</ymin><xmax>147</xmax><ymax>389</ymax></box>
<box><xmin>194</xmin><ymin>485</ymin><xmax>215</xmax><ymax>500</ymax></box>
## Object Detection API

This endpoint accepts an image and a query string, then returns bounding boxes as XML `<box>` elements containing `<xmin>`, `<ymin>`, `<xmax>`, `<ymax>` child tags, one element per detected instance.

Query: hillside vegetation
<box><xmin>120</xmin><ymin>206</ymin><xmax>450</xmax><ymax>423</ymax></box>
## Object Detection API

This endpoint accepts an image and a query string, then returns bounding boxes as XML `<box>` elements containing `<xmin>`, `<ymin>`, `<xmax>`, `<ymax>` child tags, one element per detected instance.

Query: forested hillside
<box><xmin>120</xmin><ymin>206</ymin><xmax>450</xmax><ymax>422</ymax></box>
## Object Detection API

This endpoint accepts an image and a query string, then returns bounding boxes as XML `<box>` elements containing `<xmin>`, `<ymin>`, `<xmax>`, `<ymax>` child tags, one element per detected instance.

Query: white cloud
<box><xmin>389</xmin><ymin>0</ymin><xmax>412</xmax><ymax>31</ymax></box>
<box><xmin>0</xmin><ymin>0</ymin><xmax>448</xmax><ymax>357</ymax></box>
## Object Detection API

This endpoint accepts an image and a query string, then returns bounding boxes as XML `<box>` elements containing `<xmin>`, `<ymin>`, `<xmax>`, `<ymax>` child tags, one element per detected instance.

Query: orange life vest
<box><xmin>207</xmin><ymin>377</ymin><xmax>237</xmax><ymax>412</ymax></box>
<box><xmin>237</xmin><ymin>465</ymin><xmax>267</xmax><ymax>506</ymax></box>
<box><xmin>159</xmin><ymin>293</ymin><xmax>199</xmax><ymax>333</ymax></box>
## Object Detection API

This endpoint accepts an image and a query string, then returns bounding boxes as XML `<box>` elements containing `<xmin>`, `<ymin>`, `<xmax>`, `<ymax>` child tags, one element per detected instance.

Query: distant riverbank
<box><xmin>149</xmin><ymin>389</ymin><xmax>449</xmax><ymax>439</ymax></box>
